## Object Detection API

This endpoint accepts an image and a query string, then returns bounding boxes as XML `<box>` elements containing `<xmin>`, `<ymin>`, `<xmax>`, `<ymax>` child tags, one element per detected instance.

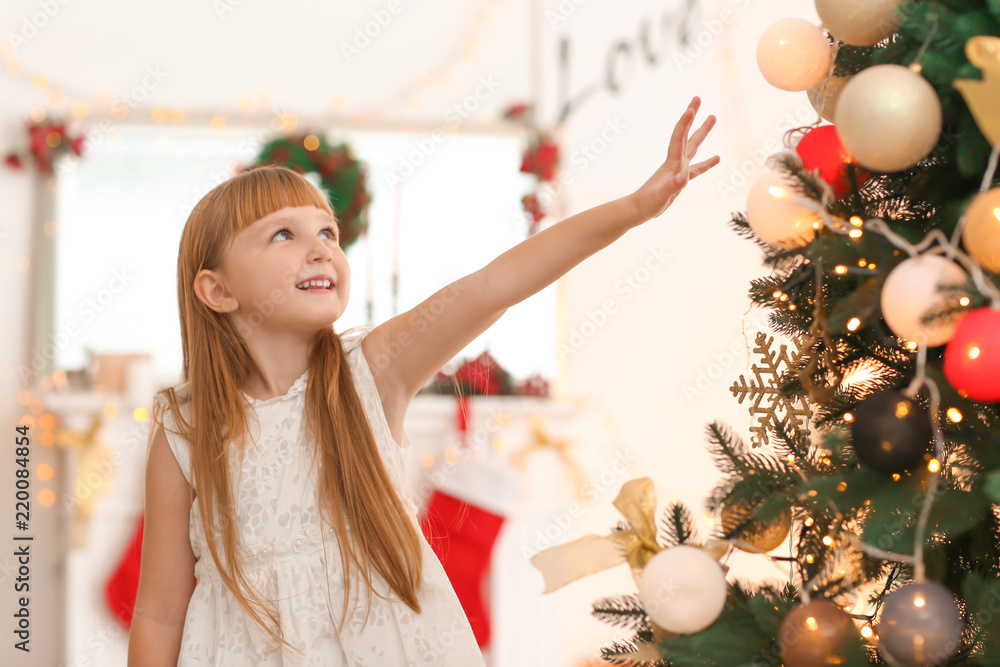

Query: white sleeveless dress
<box><xmin>157</xmin><ymin>324</ymin><xmax>487</xmax><ymax>666</ymax></box>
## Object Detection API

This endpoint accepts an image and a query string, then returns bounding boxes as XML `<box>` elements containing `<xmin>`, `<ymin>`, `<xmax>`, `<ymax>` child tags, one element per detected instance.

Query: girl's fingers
<box><xmin>688</xmin><ymin>155</ymin><xmax>721</xmax><ymax>179</ymax></box>
<box><xmin>686</xmin><ymin>115</ymin><xmax>717</xmax><ymax>159</ymax></box>
<box><xmin>666</xmin><ymin>97</ymin><xmax>699</xmax><ymax>163</ymax></box>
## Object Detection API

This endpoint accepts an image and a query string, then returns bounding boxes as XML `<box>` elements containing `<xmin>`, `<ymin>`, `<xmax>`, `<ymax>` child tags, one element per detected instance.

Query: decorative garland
<box><xmin>4</xmin><ymin>119</ymin><xmax>86</xmax><ymax>175</ymax></box>
<box><xmin>504</xmin><ymin>103</ymin><xmax>560</xmax><ymax>236</ymax></box>
<box><xmin>239</xmin><ymin>133</ymin><xmax>372</xmax><ymax>251</ymax></box>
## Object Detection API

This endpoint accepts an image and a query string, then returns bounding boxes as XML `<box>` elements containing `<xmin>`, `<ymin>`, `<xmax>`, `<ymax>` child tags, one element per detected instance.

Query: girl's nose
<box><xmin>307</xmin><ymin>242</ymin><xmax>333</xmax><ymax>262</ymax></box>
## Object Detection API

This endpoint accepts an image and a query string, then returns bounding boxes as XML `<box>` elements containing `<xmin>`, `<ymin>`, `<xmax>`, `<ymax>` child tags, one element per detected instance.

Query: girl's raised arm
<box><xmin>127</xmin><ymin>420</ymin><xmax>197</xmax><ymax>667</ymax></box>
<box><xmin>364</xmin><ymin>96</ymin><xmax>719</xmax><ymax>404</ymax></box>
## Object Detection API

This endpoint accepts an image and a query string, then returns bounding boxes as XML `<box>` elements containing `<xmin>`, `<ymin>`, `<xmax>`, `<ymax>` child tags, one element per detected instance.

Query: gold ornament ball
<box><xmin>807</xmin><ymin>74</ymin><xmax>851</xmax><ymax>123</ymax></box>
<box><xmin>779</xmin><ymin>601</ymin><xmax>858</xmax><ymax>667</ymax></box>
<box><xmin>963</xmin><ymin>187</ymin><xmax>1000</xmax><ymax>274</ymax></box>
<box><xmin>720</xmin><ymin>501</ymin><xmax>792</xmax><ymax>552</ymax></box>
<box><xmin>815</xmin><ymin>0</ymin><xmax>904</xmax><ymax>46</ymax></box>
<box><xmin>835</xmin><ymin>64</ymin><xmax>943</xmax><ymax>173</ymax></box>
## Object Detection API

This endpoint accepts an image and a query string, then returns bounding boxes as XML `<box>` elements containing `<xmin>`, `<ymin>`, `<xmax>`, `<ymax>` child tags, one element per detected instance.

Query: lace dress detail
<box><xmin>157</xmin><ymin>324</ymin><xmax>486</xmax><ymax>666</ymax></box>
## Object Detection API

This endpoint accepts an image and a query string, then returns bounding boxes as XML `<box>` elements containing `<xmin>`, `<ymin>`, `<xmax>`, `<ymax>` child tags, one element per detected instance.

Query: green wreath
<box><xmin>248</xmin><ymin>133</ymin><xmax>372</xmax><ymax>251</ymax></box>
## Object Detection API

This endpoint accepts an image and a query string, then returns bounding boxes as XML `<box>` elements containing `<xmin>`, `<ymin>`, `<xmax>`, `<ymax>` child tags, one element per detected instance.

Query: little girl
<box><xmin>127</xmin><ymin>96</ymin><xmax>718</xmax><ymax>666</ymax></box>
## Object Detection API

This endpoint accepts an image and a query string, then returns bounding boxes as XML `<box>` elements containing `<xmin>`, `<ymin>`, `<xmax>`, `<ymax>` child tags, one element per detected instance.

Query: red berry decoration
<box><xmin>944</xmin><ymin>307</ymin><xmax>1000</xmax><ymax>402</ymax></box>
<box><xmin>850</xmin><ymin>390</ymin><xmax>933</xmax><ymax>475</ymax></box>
<box><xmin>796</xmin><ymin>125</ymin><xmax>870</xmax><ymax>199</ymax></box>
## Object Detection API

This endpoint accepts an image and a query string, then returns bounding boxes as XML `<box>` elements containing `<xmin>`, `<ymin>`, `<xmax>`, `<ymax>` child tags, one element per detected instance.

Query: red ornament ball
<box><xmin>944</xmin><ymin>307</ymin><xmax>1000</xmax><ymax>402</ymax></box>
<box><xmin>795</xmin><ymin>125</ymin><xmax>871</xmax><ymax>200</ymax></box>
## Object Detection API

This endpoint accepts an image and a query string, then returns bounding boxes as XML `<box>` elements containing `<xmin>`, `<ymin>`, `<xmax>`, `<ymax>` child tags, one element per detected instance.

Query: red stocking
<box><xmin>419</xmin><ymin>489</ymin><xmax>505</xmax><ymax>649</ymax></box>
<box><xmin>105</xmin><ymin>512</ymin><xmax>145</xmax><ymax>629</ymax></box>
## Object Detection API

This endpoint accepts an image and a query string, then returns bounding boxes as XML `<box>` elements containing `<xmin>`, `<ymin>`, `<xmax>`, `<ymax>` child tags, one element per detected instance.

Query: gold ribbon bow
<box><xmin>509</xmin><ymin>413</ymin><xmax>590</xmax><ymax>501</ymax></box>
<box><xmin>530</xmin><ymin>476</ymin><xmax>731</xmax><ymax>594</ymax></box>
<box><xmin>529</xmin><ymin>476</ymin><xmax>663</xmax><ymax>592</ymax></box>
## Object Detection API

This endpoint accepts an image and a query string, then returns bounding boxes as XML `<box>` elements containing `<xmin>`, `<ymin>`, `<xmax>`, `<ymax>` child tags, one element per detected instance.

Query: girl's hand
<box><xmin>630</xmin><ymin>96</ymin><xmax>720</xmax><ymax>223</ymax></box>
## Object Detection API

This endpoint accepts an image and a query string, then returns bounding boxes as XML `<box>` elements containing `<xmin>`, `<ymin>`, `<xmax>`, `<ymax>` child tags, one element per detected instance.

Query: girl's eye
<box><xmin>271</xmin><ymin>226</ymin><xmax>340</xmax><ymax>243</ymax></box>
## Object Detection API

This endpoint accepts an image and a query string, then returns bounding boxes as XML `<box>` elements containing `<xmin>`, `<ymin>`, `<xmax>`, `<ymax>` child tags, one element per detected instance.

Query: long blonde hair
<box><xmin>150</xmin><ymin>165</ymin><xmax>424</xmax><ymax>656</ymax></box>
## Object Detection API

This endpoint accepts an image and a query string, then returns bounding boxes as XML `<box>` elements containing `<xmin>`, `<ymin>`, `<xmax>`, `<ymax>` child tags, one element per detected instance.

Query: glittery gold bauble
<box><xmin>815</xmin><ymin>0</ymin><xmax>904</xmax><ymax>46</ymax></box>
<box><xmin>836</xmin><ymin>64</ymin><xmax>943</xmax><ymax>172</ymax></box>
<box><xmin>963</xmin><ymin>187</ymin><xmax>1000</xmax><ymax>274</ymax></box>
<box><xmin>720</xmin><ymin>500</ymin><xmax>792</xmax><ymax>552</ymax></box>
<box><xmin>807</xmin><ymin>74</ymin><xmax>851</xmax><ymax>122</ymax></box>
<box><xmin>779</xmin><ymin>601</ymin><xmax>858</xmax><ymax>667</ymax></box>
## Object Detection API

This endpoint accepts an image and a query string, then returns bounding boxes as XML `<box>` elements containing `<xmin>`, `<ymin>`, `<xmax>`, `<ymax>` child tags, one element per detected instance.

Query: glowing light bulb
<box><xmin>847</xmin><ymin>318</ymin><xmax>861</xmax><ymax>331</ymax></box>
<box><xmin>947</xmin><ymin>408</ymin><xmax>963</xmax><ymax>423</ymax></box>
<box><xmin>928</xmin><ymin>458</ymin><xmax>941</xmax><ymax>473</ymax></box>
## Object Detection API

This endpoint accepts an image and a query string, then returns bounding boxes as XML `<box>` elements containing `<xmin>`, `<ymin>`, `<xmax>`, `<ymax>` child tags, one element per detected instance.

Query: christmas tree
<box><xmin>531</xmin><ymin>1</ymin><xmax>1000</xmax><ymax>665</ymax></box>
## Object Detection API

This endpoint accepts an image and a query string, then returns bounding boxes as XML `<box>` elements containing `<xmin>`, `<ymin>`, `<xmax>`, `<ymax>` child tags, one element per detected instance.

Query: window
<box><xmin>54</xmin><ymin>125</ymin><xmax>557</xmax><ymax>386</ymax></box>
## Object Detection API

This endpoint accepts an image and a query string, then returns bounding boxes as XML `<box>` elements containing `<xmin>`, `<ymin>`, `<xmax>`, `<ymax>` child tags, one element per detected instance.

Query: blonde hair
<box><xmin>150</xmin><ymin>165</ymin><xmax>424</xmax><ymax>657</ymax></box>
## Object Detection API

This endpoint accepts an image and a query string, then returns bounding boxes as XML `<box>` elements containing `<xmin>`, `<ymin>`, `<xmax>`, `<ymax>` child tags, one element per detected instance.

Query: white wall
<box><xmin>0</xmin><ymin>0</ymin><xmax>824</xmax><ymax>664</ymax></box>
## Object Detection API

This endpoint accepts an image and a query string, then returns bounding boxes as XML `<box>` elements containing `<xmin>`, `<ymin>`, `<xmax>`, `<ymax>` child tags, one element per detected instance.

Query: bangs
<box><xmin>217</xmin><ymin>166</ymin><xmax>336</xmax><ymax>239</ymax></box>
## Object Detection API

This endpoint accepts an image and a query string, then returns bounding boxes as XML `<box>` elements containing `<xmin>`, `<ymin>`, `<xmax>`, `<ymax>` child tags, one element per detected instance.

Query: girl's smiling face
<box><xmin>204</xmin><ymin>205</ymin><xmax>351</xmax><ymax>336</ymax></box>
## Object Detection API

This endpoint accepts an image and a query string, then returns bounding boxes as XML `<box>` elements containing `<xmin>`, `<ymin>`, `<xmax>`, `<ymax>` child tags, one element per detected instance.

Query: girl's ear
<box><xmin>193</xmin><ymin>269</ymin><xmax>239</xmax><ymax>313</ymax></box>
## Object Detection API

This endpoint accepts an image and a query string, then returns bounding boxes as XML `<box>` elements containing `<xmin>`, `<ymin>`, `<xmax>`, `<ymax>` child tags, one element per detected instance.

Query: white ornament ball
<box><xmin>815</xmin><ymin>0</ymin><xmax>904</xmax><ymax>46</ymax></box>
<box><xmin>746</xmin><ymin>171</ymin><xmax>821</xmax><ymax>249</ymax></box>
<box><xmin>757</xmin><ymin>18</ymin><xmax>833</xmax><ymax>92</ymax></box>
<box><xmin>880</xmin><ymin>255</ymin><xmax>969</xmax><ymax>347</ymax></box>
<box><xmin>637</xmin><ymin>546</ymin><xmax>728</xmax><ymax>634</ymax></box>
<box><xmin>836</xmin><ymin>64</ymin><xmax>943</xmax><ymax>172</ymax></box>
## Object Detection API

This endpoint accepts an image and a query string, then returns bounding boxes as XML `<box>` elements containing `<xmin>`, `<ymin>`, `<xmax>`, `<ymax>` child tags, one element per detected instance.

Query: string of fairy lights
<box><xmin>1</xmin><ymin>0</ymin><xmax>515</xmax><ymax>136</ymax></box>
